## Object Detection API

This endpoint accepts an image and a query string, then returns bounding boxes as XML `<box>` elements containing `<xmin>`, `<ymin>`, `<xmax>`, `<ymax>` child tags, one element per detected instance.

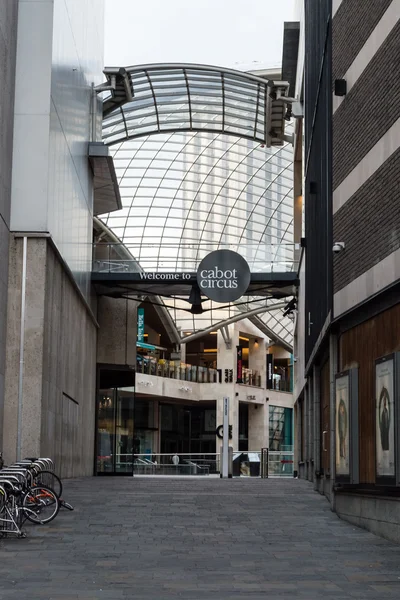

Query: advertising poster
<box><xmin>336</xmin><ymin>374</ymin><xmax>350</xmax><ymax>476</ymax></box>
<box><xmin>376</xmin><ymin>357</ymin><xmax>395</xmax><ymax>477</ymax></box>
<box><xmin>236</xmin><ymin>346</ymin><xmax>243</xmax><ymax>383</ymax></box>
<box><xmin>266</xmin><ymin>353</ymin><xmax>274</xmax><ymax>389</ymax></box>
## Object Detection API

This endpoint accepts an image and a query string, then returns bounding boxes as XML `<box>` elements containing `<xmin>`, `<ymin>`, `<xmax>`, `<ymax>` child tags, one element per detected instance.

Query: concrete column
<box><xmin>248</xmin><ymin>403</ymin><xmax>267</xmax><ymax>450</ymax></box>
<box><xmin>3</xmin><ymin>238</ymin><xmax>46</xmax><ymax>463</ymax></box>
<box><xmin>248</xmin><ymin>338</ymin><xmax>266</xmax><ymax>387</ymax></box>
<box><xmin>97</xmin><ymin>297</ymin><xmax>138</xmax><ymax>367</ymax></box>
<box><xmin>313</xmin><ymin>364</ymin><xmax>321</xmax><ymax>490</ymax></box>
<box><xmin>153</xmin><ymin>400</ymin><xmax>159</xmax><ymax>453</ymax></box>
<box><xmin>329</xmin><ymin>334</ymin><xmax>338</xmax><ymax>509</ymax></box>
<box><xmin>180</xmin><ymin>343</ymin><xmax>186</xmax><ymax>363</ymax></box>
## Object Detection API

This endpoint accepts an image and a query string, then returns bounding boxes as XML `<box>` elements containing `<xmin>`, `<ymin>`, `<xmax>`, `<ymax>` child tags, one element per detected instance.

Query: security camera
<box><xmin>293</xmin><ymin>357</ymin><xmax>297</xmax><ymax>363</ymax></box>
<box><xmin>332</xmin><ymin>242</ymin><xmax>345</xmax><ymax>254</ymax></box>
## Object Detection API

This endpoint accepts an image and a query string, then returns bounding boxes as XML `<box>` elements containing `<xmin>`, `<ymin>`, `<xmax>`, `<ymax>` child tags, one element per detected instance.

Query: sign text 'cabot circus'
<box><xmin>198</xmin><ymin>267</ymin><xmax>239</xmax><ymax>289</ymax></box>
<box><xmin>197</xmin><ymin>250</ymin><xmax>251</xmax><ymax>302</ymax></box>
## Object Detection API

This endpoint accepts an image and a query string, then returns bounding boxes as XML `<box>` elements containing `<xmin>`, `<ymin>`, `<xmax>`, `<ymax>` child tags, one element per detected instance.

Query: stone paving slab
<box><xmin>0</xmin><ymin>477</ymin><xmax>399</xmax><ymax>599</ymax></box>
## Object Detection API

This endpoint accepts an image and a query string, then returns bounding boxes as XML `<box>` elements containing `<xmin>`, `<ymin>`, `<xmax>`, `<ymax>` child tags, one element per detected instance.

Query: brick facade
<box><xmin>332</xmin><ymin>0</ymin><xmax>392</xmax><ymax>83</ymax></box>
<box><xmin>332</xmin><ymin>19</ymin><xmax>400</xmax><ymax>189</ymax></box>
<box><xmin>333</xmin><ymin>147</ymin><xmax>400</xmax><ymax>293</ymax></box>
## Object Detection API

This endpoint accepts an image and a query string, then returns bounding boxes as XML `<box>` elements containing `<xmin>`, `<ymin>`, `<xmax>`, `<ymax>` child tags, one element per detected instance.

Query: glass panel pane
<box><xmin>115</xmin><ymin>387</ymin><xmax>135</xmax><ymax>474</ymax></box>
<box><xmin>97</xmin><ymin>389</ymin><xmax>115</xmax><ymax>473</ymax></box>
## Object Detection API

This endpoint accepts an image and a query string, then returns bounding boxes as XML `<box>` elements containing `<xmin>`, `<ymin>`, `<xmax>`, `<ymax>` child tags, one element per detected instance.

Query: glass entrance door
<box><xmin>96</xmin><ymin>386</ymin><xmax>135</xmax><ymax>475</ymax></box>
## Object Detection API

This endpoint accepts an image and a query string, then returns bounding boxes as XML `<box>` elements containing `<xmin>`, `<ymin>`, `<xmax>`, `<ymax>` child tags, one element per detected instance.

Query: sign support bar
<box><xmin>222</xmin><ymin>396</ymin><xmax>229</xmax><ymax>478</ymax></box>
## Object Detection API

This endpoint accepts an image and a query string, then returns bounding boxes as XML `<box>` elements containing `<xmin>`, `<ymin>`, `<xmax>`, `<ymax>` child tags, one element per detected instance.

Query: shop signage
<box><xmin>267</xmin><ymin>354</ymin><xmax>274</xmax><ymax>389</ymax></box>
<box><xmin>236</xmin><ymin>346</ymin><xmax>243</xmax><ymax>384</ymax></box>
<box><xmin>196</xmin><ymin>250</ymin><xmax>251</xmax><ymax>302</ymax></box>
<box><xmin>137</xmin><ymin>307</ymin><xmax>145</xmax><ymax>342</ymax></box>
<box><xmin>216</xmin><ymin>424</ymin><xmax>233</xmax><ymax>439</ymax></box>
<box><xmin>136</xmin><ymin>341</ymin><xmax>156</xmax><ymax>351</ymax></box>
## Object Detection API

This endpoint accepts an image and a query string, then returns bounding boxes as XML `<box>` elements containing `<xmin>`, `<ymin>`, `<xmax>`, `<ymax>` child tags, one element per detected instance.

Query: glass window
<box><xmin>269</xmin><ymin>406</ymin><xmax>293</xmax><ymax>451</ymax></box>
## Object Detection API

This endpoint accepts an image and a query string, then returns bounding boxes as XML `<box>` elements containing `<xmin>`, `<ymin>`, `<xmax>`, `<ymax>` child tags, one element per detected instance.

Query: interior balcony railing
<box><xmin>269</xmin><ymin>378</ymin><xmax>293</xmax><ymax>393</ymax></box>
<box><xmin>241</xmin><ymin>368</ymin><xmax>262</xmax><ymax>388</ymax></box>
<box><xmin>136</xmin><ymin>357</ymin><xmax>262</xmax><ymax>387</ymax></box>
<box><xmin>92</xmin><ymin>242</ymin><xmax>300</xmax><ymax>274</ymax></box>
<box><xmin>136</xmin><ymin>356</ymin><xmax>219</xmax><ymax>383</ymax></box>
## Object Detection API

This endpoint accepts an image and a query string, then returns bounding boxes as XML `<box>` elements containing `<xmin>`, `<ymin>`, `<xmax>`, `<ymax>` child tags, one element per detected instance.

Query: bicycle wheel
<box><xmin>22</xmin><ymin>486</ymin><xmax>60</xmax><ymax>524</ymax></box>
<box><xmin>34</xmin><ymin>471</ymin><xmax>62</xmax><ymax>498</ymax></box>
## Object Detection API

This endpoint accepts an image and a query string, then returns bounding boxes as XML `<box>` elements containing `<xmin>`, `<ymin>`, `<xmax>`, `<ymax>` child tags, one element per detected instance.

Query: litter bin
<box><xmin>232</xmin><ymin>452</ymin><xmax>243</xmax><ymax>477</ymax></box>
<box><xmin>248</xmin><ymin>452</ymin><xmax>260</xmax><ymax>477</ymax></box>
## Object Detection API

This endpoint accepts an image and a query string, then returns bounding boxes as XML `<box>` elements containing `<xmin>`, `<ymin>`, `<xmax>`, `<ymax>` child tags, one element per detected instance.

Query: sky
<box><xmin>104</xmin><ymin>0</ymin><xmax>296</xmax><ymax>71</ymax></box>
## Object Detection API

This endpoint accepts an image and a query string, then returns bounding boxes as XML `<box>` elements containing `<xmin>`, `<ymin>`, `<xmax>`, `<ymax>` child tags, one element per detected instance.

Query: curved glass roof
<box><xmin>102</xmin><ymin>64</ymin><xmax>290</xmax><ymax>147</ymax></box>
<box><xmin>100</xmin><ymin>64</ymin><xmax>294</xmax><ymax>347</ymax></box>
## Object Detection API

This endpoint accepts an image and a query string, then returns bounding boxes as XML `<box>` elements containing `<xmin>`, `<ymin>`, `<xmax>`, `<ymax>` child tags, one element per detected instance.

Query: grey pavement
<box><xmin>0</xmin><ymin>477</ymin><xmax>400</xmax><ymax>599</ymax></box>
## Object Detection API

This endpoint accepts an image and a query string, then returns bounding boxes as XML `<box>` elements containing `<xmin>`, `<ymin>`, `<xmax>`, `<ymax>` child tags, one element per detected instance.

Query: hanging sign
<box><xmin>237</xmin><ymin>346</ymin><xmax>243</xmax><ymax>384</ymax></box>
<box><xmin>197</xmin><ymin>250</ymin><xmax>251</xmax><ymax>302</ymax></box>
<box><xmin>137</xmin><ymin>307</ymin><xmax>145</xmax><ymax>342</ymax></box>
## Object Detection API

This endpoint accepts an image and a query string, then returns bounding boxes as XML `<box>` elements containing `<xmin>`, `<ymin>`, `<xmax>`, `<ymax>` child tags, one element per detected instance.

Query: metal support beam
<box><xmin>220</xmin><ymin>326</ymin><xmax>232</xmax><ymax>349</ymax></box>
<box><xmin>180</xmin><ymin>303</ymin><xmax>287</xmax><ymax>344</ymax></box>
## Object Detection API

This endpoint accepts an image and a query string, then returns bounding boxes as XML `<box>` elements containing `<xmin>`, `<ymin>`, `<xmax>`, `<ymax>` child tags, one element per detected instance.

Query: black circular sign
<box><xmin>197</xmin><ymin>250</ymin><xmax>251</xmax><ymax>302</ymax></box>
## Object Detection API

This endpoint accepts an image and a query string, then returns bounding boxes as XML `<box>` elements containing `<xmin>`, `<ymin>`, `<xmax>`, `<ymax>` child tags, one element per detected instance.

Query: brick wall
<box><xmin>332</xmin><ymin>20</ymin><xmax>400</xmax><ymax>189</ymax></box>
<box><xmin>333</xmin><ymin>147</ymin><xmax>400</xmax><ymax>293</ymax></box>
<box><xmin>332</xmin><ymin>0</ymin><xmax>392</xmax><ymax>83</ymax></box>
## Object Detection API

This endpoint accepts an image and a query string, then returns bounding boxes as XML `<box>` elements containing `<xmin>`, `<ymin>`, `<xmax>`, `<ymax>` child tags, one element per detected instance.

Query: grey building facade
<box><xmin>294</xmin><ymin>0</ymin><xmax>400</xmax><ymax>542</ymax></box>
<box><xmin>0</xmin><ymin>1</ymin><xmax>19</xmax><ymax>454</ymax></box>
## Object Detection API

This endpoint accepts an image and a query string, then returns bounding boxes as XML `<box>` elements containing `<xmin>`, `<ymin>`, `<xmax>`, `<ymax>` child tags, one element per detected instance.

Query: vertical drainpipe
<box><xmin>16</xmin><ymin>236</ymin><xmax>28</xmax><ymax>461</ymax></box>
<box><xmin>290</xmin><ymin>352</ymin><xmax>294</xmax><ymax>392</ymax></box>
<box><xmin>91</xmin><ymin>83</ymin><xmax>97</xmax><ymax>143</ymax></box>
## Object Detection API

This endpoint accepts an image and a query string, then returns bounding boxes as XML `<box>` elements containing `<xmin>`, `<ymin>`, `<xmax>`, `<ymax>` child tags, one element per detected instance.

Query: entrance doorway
<box><xmin>96</xmin><ymin>387</ymin><xmax>135</xmax><ymax>474</ymax></box>
<box><xmin>96</xmin><ymin>366</ymin><xmax>135</xmax><ymax>475</ymax></box>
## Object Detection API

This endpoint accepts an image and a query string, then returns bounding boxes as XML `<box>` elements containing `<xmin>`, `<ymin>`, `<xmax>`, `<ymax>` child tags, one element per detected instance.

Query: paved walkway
<box><xmin>0</xmin><ymin>478</ymin><xmax>400</xmax><ymax>599</ymax></box>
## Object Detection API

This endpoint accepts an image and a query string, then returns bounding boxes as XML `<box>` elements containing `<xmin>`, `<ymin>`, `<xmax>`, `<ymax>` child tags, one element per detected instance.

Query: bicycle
<box><xmin>0</xmin><ymin>478</ymin><xmax>59</xmax><ymax>538</ymax></box>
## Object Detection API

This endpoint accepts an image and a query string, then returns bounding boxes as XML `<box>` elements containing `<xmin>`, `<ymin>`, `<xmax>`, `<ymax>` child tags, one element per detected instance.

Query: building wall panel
<box><xmin>332</xmin><ymin>20</ymin><xmax>400</xmax><ymax>189</ymax></box>
<box><xmin>332</xmin><ymin>0</ymin><xmax>392</xmax><ymax>83</ymax></box>
<box><xmin>333</xmin><ymin>147</ymin><xmax>400</xmax><ymax>293</ymax></box>
<box><xmin>339</xmin><ymin>303</ymin><xmax>400</xmax><ymax>483</ymax></box>
<box><xmin>41</xmin><ymin>242</ymin><xmax>97</xmax><ymax>477</ymax></box>
<box><xmin>304</xmin><ymin>0</ymin><xmax>332</xmax><ymax>362</ymax></box>
<box><xmin>0</xmin><ymin>0</ymin><xmax>18</xmax><ymax>451</ymax></box>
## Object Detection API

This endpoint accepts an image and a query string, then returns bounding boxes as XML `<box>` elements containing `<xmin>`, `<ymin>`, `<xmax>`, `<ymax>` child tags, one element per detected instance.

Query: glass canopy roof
<box><xmin>101</xmin><ymin>63</ymin><xmax>290</xmax><ymax>147</ymax></box>
<box><xmin>99</xmin><ymin>64</ymin><xmax>295</xmax><ymax>348</ymax></box>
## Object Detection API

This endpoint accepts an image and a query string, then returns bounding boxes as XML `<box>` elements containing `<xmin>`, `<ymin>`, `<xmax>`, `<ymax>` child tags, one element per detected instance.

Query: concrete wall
<box><xmin>0</xmin><ymin>0</ymin><xmax>18</xmax><ymax>452</ymax></box>
<box><xmin>41</xmin><ymin>243</ymin><xmax>97</xmax><ymax>477</ymax></box>
<box><xmin>3</xmin><ymin>238</ymin><xmax>97</xmax><ymax>477</ymax></box>
<box><xmin>10</xmin><ymin>0</ymin><xmax>105</xmax><ymax>299</ymax></box>
<box><xmin>97</xmin><ymin>297</ymin><xmax>138</xmax><ymax>366</ymax></box>
<box><xmin>336</xmin><ymin>493</ymin><xmax>400</xmax><ymax>544</ymax></box>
